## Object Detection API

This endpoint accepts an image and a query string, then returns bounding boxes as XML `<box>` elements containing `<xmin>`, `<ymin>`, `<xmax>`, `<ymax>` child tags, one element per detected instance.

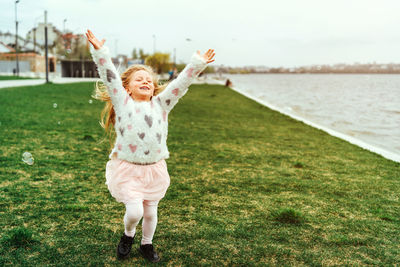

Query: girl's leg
<box><xmin>124</xmin><ymin>199</ymin><xmax>144</xmax><ymax>237</ymax></box>
<box><xmin>141</xmin><ymin>200</ymin><xmax>159</xmax><ymax>245</ymax></box>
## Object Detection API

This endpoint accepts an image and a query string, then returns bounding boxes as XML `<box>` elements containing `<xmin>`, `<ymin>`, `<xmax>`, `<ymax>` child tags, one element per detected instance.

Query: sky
<box><xmin>0</xmin><ymin>0</ymin><xmax>400</xmax><ymax>67</ymax></box>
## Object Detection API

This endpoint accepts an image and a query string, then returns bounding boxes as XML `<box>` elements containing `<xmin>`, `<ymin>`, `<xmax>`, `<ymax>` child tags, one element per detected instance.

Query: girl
<box><xmin>86</xmin><ymin>30</ymin><xmax>215</xmax><ymax>262</ymax></box>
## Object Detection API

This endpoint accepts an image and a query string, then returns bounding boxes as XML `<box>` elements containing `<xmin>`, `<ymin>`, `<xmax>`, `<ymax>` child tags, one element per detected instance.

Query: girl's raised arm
<box><xmin>155</xmin><ymin>49</ymin><xmax>215</xmax><ymax>113</ymax></box>
<box><xmin>86</xmin><ymin>29</ymin><xmax>128</xmax><ymax>111</ymax></box>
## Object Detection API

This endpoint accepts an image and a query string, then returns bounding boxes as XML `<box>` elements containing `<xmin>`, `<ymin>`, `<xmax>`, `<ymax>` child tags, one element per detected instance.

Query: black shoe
<box><xmin>138</xmin><ymin>244</ymin><xmax>161</xmax><ymax>263</ymax></box>
<box><xmin>117</xmin><ymin>233</ymin><xmax>135</xmax><ymax>259</ymax></box>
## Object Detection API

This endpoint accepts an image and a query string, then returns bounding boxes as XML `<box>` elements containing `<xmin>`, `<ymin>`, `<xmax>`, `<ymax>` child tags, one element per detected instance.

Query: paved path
<box><xmin>52</xmin><ymin>77</ymin><xmax>99</xmax><ymax>84</ymax></box>
<box><xmin>0</xmin><ymin>79</ymin><xmax>46</xmax><ymax>89</ymax></box>
<box><xmin>0</xmin><ymin>77</ymin><xmax>103</xmax><ymax>89</ymax></box>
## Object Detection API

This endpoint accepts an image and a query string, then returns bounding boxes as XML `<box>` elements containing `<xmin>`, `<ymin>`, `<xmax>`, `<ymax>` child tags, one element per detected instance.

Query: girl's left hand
<box><xmin>198</xmin><ymin>49</ymin><xmax>216</xmax><ymax>64</ymax></box>
<box><xmin>85</xmin><ymin>29</ymin><xmax>105</xmax><ymax>50</ymax></box>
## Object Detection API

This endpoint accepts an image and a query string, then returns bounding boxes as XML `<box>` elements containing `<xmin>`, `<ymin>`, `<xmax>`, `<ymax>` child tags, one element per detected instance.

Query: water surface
<box><xmin>223</xmin><ymin>74</ymin><xmax>400</xmax><ymax>158</ymax></box>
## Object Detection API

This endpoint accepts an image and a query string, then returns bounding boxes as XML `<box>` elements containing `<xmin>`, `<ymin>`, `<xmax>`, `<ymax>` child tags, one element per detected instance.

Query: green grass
<box><xmin>0</xmin><ymin>82</ymin><xmax>399</xmax><ymax>266</ymax></box>
<box><xmin>0</xmin><ymin>76</ymin><xmax>38</xmax><ymax>80</ymax></box>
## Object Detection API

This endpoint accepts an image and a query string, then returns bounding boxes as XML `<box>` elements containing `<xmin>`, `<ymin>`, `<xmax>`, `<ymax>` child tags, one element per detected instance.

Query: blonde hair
<box><xmin>93</xmin><ymin>64</ymin><xmax>167</xmax><ymax>148</ymax></box>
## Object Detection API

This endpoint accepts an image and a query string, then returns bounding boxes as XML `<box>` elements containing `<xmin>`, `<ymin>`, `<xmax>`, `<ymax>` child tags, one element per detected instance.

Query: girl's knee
<box><xmin>143</xmin><ymin>211</ymin><xmax>157</xmax><ymax>221</ymax></box>
<box><xmin>143</xmin><ymin>200</ymin><xmax>159</xmax><ymax>220</ymax></box>
<box><xmin>125</xmin><ymin>200</ymin><xmax>144</xmax><ymax>222</ymax></box>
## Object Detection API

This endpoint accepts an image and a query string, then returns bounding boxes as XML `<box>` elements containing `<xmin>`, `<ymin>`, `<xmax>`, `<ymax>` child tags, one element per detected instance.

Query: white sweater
<box><xmin>91</xmin><ymin>46</ymin><xmax>207</xmax><ymax>163</ymax></box>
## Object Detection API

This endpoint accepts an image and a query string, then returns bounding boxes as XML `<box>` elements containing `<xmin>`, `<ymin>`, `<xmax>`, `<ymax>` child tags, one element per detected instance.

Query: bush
<box><xmin>271</xmin><ymin>208</ymin><xmax>306</xmax><ymax>225</ymax></box>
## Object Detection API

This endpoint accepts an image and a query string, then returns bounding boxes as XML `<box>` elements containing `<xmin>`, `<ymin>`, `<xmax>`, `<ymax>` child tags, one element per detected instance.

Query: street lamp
<box><xmin>44</xmin><ymin>10</ymin><xmax>49</xmax><ymax>83</ymax></box>
<box><xmin>173</xmin><ymin>48</ymin><xmax>176</xmax><ymax>67</ymax></box>
<box><xmin>15</xmin><ymin>0</ymin><xmax>20</xmax><ymax>76</ymax></box>
<box><xmin>63</xmin><ymin>18</ymin><xmax>67</xmax><ymax>33</ymax></box>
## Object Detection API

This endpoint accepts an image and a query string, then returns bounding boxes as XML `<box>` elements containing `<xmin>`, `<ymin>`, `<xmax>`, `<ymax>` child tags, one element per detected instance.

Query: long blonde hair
<box><xmin>93</xmin><ymin>64</ymin><xmax>167</xmax><ymax>148</ymax></box>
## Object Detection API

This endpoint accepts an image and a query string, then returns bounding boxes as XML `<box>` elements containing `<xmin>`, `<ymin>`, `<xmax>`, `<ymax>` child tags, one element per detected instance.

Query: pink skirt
<box><xmin>105</xmin><ymin>159</ymin><xmax>170</xmax><ymax>204</ymax></box>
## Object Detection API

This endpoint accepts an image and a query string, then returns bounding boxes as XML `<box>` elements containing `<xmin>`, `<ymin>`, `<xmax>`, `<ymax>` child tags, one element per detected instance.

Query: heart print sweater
<box><xmin>91</xmin><ymin>46</ymin><xmax>208</xmax><ymax>164</ymax></box>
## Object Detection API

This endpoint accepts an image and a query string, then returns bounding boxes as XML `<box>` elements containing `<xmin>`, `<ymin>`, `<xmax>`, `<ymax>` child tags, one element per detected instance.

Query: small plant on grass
<box><xmin>272</xmin><ymin>208</ymin><xmax>306</xmax><ymax>225</ymax></box>
<box><xmin>2</xmin><ymin>227</ymin><xmax>38</xmax><ymax>248</ymax></box>
<box><xmin>293</xmin><ymin>162</ymin><xmax>304</xmax><ymax>168</ymax></box>
<box><xmin>82</xmin><ymin>134</ymin><xmax>95</xmax><ymax>141</ymax></box>
<box><xmin>379</xmin><ymin>215</ymin><xmax>395</xmax><ymax>222</ymax></box>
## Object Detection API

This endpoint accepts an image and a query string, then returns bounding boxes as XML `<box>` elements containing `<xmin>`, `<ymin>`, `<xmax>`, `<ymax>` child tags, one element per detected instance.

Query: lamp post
<box><xmin>15</xmin><ymin>0</ymin><xmax>20</xmax><ymax>76</ymax></box>
<box><xmin>44</xmin><ymin>10</ymin><xmax>49</xmax><ymax>83</ymax></box>
<box><xmin>173</xmin><ymin>48</ymin><xmax>176</xmax><ymax>67</ymax></box>
<box><xmin>63</xmin><ymin>19</ymin><xmax>67</xmax><ymax>33</ymax></box>
<box><xmin>62</xmin><ymin>19</ymin><xmax>67</xmax><ymax>53</ymax></box>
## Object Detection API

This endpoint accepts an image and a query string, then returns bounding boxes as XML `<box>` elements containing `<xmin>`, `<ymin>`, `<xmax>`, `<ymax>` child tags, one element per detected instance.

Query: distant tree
<box><xmin>132</xmin><ymin>48</ymin><xmax>138</xmax><ymax>59</ymax></box>
<box><xmin>173</xmin><ymin>64</ymin><xmax>215</xmax><ymax>74</ymax></box>
<box><xmin>203</xmin><ymin>66</ymin><xmax>215</xmax><ymax>73</ymax></box>
<box><xmin>139</xmin><ymin>49</ymin><xmax>148</xmax><ymax>60</ymax></box>
<box><xmin>54</xmin><ymin>35</ymin><xmax>66</xmax><ymax>57</ymax></box>
<box><xmin>72</xmin><ymin>36</ymin><xmax>90</xmax><ymax>60</ymax></box>
<box><xmin>55</xmin><ymin>34</ymin><xmax>90</xmax><ymax>60</ymax></box>
<box><xmin>175</xmin><ymin>63</ymin><xmax>186</xmax><ymax>72</ymax></box>
<box><xmin>145</xmin><ymin>52</ymin><xmax>171</xmax><ymax>74</ymax></box>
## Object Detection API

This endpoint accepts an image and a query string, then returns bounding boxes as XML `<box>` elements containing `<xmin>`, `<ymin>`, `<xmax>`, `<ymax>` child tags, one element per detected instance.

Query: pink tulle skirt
<box><xmin>105</xmin><ymin>159</ymin><xmax>170</xmax><ymax>204</ymax></box>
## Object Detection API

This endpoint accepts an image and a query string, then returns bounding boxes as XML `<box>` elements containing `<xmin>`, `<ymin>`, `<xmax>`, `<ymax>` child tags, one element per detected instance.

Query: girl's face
<box><xmin>127</xmin><ymin>70</ymin><xmax>155</xmax><ymax>101</ymax></box>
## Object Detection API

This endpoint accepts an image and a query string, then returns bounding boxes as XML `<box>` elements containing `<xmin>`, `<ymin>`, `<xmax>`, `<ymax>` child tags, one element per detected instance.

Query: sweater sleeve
<box><xmin>155</xmin><ymin>53</ymin><xmax>208</xmax><ymax>113</ymax></box>
<box><xmin>91</xmin><ymin>46</ymin><xmax>129</xmax><ymax>112</ymax></box>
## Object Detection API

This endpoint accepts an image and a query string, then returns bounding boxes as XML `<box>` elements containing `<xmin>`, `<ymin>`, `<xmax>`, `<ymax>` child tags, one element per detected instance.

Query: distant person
<box><xmin>168</xmin><ymin>69</ymin><xmax>174</xmax><ymax>80</ymax></box>
<box><xmin>86</xmin><ymin>30</ymin><xmax>215</xmax><ymax>262</ymax></box>
<box><xmin>168</xmin><ymin>67</ymin><xmax>178</xmax><ymax>80</ymax></box>
<box><xmin>225</xmin><ymin>79</ymin><xmax>232</xmax><ymax>87</ymax></box>
<box><xmin>172</xmin><ymin>67</ymin><xmax>178</xmax><ymax>79</ymax></box>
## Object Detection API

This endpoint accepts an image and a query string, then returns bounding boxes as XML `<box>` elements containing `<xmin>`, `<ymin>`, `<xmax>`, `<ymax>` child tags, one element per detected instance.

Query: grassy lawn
<box><xmin>0</xmin><ymin>82</ymin><xmax>399</xmax><ymax>266</ymax></box>
<box><xmin>0</xmin><ymin>76</ymin><xmax>38</xmax><ymax>80</ymax></box>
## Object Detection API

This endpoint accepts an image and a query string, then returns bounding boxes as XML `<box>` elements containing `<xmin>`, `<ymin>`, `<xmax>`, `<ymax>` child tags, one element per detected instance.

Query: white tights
<box><xmin>123</xmin><ymin>199</ymin><xmax>159</xmax><ymax>245</ymax></box>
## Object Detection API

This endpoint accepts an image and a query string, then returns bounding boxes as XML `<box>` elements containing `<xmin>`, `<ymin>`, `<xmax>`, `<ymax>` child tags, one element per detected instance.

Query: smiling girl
<box><xmin>86</xmin><ymin>30</ymin><xmax>215</xmax><ymax>262</ymax></box>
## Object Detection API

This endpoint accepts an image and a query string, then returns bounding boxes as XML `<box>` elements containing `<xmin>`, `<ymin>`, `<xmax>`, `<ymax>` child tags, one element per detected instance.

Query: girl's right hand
<box><xmin>85</xmin><ymin>29</ymin><xmax>105</xmax><ymax>50</ymax></box>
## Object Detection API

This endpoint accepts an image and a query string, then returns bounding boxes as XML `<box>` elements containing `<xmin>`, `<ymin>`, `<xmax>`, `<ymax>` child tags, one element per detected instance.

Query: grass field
<box><xmin>0</xmin><ymin>76</ymin><xmax>38</xmax><ymax>80</ymax></box>
<box><xmin>0</xmin><ymin>82</ymin><xmax>399</xmax><ymax>266</ymax></box>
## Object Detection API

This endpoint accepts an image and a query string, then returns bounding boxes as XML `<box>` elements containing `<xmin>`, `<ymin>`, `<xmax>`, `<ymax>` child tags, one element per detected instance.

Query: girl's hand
<box><xmin>85</xmin><ymin>29</ymin><xmax>105</xmax><ymax>50</ymax></box>
<box><xmin>197</xmin><ymin>49</ymin><xmax>215</xmax><ymax>64</ymax></box>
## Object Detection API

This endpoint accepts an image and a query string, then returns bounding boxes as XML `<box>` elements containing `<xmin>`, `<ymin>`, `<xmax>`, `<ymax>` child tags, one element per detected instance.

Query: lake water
<box><xmin>218</xmin><ymin>74</ymin><xmax>400</xmax><ymax>162</ymax></box>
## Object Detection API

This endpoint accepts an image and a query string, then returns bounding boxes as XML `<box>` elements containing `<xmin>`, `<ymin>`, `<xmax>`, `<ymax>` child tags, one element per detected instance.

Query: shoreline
<box><xmin>202</xmin><ymin>76</ymin><xmax>400</xmax><ymax>163</ymax></box>
<box><xmin>227</xmin><ymin>83</ymin><xmax>400</xmax><ymax>163</ymax></box>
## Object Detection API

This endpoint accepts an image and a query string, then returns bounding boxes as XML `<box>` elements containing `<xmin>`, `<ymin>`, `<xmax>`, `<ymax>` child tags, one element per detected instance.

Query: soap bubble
<box><xmin>53</xmin><ymin>103</ymin><xmax>57</xmax><ymax>108</ymax></box>
<box><xmin>22</xmin><ymin>152</ymin><xmax>34</xmax><ymax>165</ymax></box>
<box><xmin>88</xmin><ymin>99</ymin><xmax>93</xmax><ymax>104</ymax></box>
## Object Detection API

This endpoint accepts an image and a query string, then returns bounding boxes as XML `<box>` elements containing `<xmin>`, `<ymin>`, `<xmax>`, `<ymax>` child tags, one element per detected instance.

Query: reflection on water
<box><xmin>224</xmin><ymin>74</ymin><xmax>400</xmax><ymax>156</ymax></box>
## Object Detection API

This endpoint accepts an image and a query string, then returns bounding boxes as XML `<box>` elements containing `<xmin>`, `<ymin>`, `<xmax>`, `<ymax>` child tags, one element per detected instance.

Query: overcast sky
<box><xmin>1</xmin><ymin>0</ymin><xmax>400</xmax><ymax>67</ymax></box>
